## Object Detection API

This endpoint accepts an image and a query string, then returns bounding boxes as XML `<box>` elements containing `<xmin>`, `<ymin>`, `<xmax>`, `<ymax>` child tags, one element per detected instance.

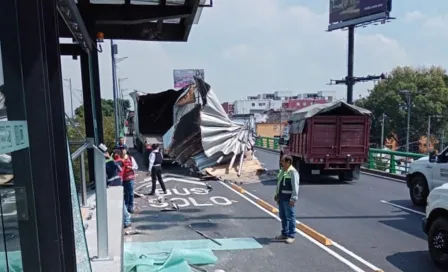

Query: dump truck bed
<box><xmin>289</xmin><ymin>115</ymin><xmax>369</xmax><ymax>162</ymax></box>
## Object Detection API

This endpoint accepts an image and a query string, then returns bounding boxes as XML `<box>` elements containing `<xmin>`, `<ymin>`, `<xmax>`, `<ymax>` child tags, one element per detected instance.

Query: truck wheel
<box><xmin>409</xmin><ymin>175</ymin><xmax>429</xmax><ymax>206</ymax></box>
<box><xmin>299</xmin><ymin>159</ymin><xmax>310</xmax><ymax>181</ymax></box>
<box><xmin>428</xmin><ymin>217</ymin><xmax>448</xmax><ymax>269</ymax></box>
<box><xmin>338</xmin><ymin>171</ymin><xmax>353</xmax><ymax>182</ymax></box>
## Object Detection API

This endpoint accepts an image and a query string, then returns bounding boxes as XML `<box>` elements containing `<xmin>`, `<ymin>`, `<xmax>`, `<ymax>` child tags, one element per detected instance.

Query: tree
<box><xmin>355</xmin><ymin>66</ymin><xmax>448</xmax><ymax>153</ymax></box>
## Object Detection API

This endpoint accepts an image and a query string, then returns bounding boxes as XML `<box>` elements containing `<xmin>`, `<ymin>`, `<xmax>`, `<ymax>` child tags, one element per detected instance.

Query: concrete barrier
<box><xmin>296</xmin><ymin>222</ymin><xmax>332</xmax><ymax>246</ymax></box>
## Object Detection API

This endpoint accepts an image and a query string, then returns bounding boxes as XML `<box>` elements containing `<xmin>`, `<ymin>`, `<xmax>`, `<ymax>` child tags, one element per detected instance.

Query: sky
<box><xmin>28</xmin><ymin>0</ymin><xmax>448</xmax><ymax>113</ymax></box>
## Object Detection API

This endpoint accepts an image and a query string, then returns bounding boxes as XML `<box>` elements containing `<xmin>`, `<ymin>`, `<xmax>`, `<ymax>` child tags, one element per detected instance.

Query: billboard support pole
<box><xmin>347</xmin><ymin>25</ymin><xmax>355</xmax><ymax>104</ymax></box>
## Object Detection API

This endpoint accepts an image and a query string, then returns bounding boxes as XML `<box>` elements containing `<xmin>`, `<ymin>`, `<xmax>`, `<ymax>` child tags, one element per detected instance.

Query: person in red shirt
<box><xmin>121</xmin><ymin>149</ymin><xmax>138</xmax><ymax>213</ymax></box>
<box><xmin>113</xmin><ymin>149</ymin><xmax>124</xmax><ymax>180</ymax></box>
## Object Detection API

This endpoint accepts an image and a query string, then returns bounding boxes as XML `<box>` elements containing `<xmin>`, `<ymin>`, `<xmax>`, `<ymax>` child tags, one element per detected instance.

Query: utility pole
<box><xmin>328</xmin><ymin>73</ymin><xmax>386</xmax><ymax>103</ymax></box>
<box><xmin>347</xmin><ymin>25</ymin><xmax>355</xmax><ymax>104</ymax></box>
<box><xmin>380</xmin><ymin>113</ymin><xmax>385</xmax><ymax>149</ymax></box>
<box><xmin>427</xmin><ymin>115</ymin><xmax>442</xmax><ymax>155</ymax></box>
<box><xmin>111</xmin><ymin>40</ymin><xmax>120</xmax><ymax>142</ymax></box>
<box><xmin>427</xmin><ymin>115</ymin><xmax>431</xmax><ymax>155</ymax></box>
<box><xmin>399</xmin><ymin>90</ymin><xmax>412</xmax><ymax>153</ymax></box>
<box><xmin>64</xmin><ymin>78</ymin><xmax>74</xmax><ymax>118</ymax></box>
<box><xmin>442</xmin><ymin>130</ymin><xmax>445</xmax><ymax>150</ymax></box>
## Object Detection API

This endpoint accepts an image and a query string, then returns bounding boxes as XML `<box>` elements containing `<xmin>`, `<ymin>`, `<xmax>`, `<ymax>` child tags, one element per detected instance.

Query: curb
<box><xmin>296</xmin><ymin>222</ymin><xmax>332</xmax><ymax>246</ymax></box>
<box><xmin>226</xmin><ymin>183</ymin><xmax>334</xmax><ymax>247</ymax></box>
<box><xmin>255</xmin><ymin>199</ymin><xmax>279</xmax><ymax>213</ymax></box>
<box><xmin>230</xmin><ymin>184</ymin><xmax>246</xmax><ymax>193</ymax></box>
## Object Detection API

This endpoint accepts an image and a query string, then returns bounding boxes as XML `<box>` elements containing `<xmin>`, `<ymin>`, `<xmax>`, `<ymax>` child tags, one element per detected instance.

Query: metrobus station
<box><xmin>0</xmin><ymin>0</ymin><xmax>208</xmax><ymax>271</ymax></box>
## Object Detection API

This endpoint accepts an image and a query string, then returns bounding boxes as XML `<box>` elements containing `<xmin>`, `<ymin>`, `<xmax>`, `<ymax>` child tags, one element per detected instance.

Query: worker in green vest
<box><xmin>274</xmin><ymin>155</ymin><xmax>300</xmax><ymax>244</ymax></box>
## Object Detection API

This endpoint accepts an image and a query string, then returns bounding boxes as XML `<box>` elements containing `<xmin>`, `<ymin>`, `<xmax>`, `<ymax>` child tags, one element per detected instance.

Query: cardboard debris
<box><xmin>204</xmin><ymin>157</ymin><xmax>266</xmax><ymax>183</ymax></box>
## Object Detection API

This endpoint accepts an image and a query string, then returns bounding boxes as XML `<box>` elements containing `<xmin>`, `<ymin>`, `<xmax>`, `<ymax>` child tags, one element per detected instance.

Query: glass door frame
<box><xmin>0</xmin><ymin>0</ymin><xmax>78</xmax><ymax>270</ymax></box>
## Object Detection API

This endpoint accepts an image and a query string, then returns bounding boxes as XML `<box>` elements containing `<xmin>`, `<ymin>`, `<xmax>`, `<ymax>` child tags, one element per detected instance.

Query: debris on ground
<box><xmin>188</xmin><ymin>224</ymin><xmax>222</xmax><ymax>246</ymax></box>
<box><xmin>134</xmin><ymin>192</ymin><xmax>145</xmax><ymax>198</ymax></box>
<box><xmin>124</xmin><ymin>248</ymin><xmax>217</xmax><ymax>272</ymax></box>
<box><xmin>124</xmin><ymin>229</ymin><xmax>150</xmax><ymax>236</ymax></box>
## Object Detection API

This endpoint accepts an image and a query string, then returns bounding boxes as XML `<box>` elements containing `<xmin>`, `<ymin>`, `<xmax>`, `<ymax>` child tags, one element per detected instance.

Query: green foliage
<box><xmin>355</xmin><ymin>66</ymin><xmax>448</xmax><ymax>152</ymax></box>
<box><xmin>74</xmin><ymin>98</ymin><xmax>130</xmax><ymax>119</ymax></box>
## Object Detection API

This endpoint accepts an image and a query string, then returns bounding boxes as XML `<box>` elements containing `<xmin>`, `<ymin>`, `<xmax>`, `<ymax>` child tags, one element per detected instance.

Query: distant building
<box><xmin>232</xmin><ymin>90</ymin><xmax>335</xmax><ymax>114</ymax></box>
<box><xmin>221</xmin><ymin>102</ymin><xmax>234</xmax><ymax>115</ymax></box>
<box><xmin>233</xmin><ymin>99</ymin><xmax>283</xmax><ymax>114</ymax></box>
<box><xmin>282</xmin><ymin>98</ymin><xmax>327</xmax><ymax>111</ymax></box>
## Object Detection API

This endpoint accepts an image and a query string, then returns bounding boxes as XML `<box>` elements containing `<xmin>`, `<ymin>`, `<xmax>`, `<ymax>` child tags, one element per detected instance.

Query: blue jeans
<box><xmin>278</xmin><ymin>199</ymin><xmax>296</xmax><ymax>238</ymax></box>
<box><xmin>123</xmin><ymin>180</ymin><xmax>134</xmax><ymax>212</ymax></box>
<box><xmin>123</xmin><ymin>201</ymin><xmax>131</xmax><ymax>227</ymax></box>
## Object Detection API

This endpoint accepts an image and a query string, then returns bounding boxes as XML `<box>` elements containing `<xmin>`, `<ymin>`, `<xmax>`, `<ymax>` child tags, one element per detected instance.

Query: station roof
<box><xmin>59</xmin><ymin>0</ymin><xmax>209</xmax><ymax>44</ymax></box>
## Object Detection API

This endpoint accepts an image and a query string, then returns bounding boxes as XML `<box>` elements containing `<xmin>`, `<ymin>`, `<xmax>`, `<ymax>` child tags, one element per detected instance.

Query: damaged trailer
<box><xmin>129</xmin><ymin>87</ymin><xmax>187</xmax><ymax>165</ymax></box>
<box><xmin>164</xmin><ymin>78</ymin><xmax>265</xmax><ymax>181</ymax></box>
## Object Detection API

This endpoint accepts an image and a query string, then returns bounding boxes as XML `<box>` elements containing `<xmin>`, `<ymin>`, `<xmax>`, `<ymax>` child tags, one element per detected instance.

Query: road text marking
<box><xmin>148</xmin><ymin>187</ymin><xmax>233</xmax><ymax>208</ymax></box>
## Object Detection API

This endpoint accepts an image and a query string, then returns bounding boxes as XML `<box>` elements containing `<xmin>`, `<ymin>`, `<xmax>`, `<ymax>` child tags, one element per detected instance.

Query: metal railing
<box><xmin>254</xmin><ymin>137</ymin><xmax>427</xmax><ymax>176</ymax></box>
<box><xmin>367</xmin><ymin>148</ymin><xmax>426</xmax><ymax>175</ymax></box>
<box><xmin>255</xmin><ymin>136</ymin><xmax>280</xmax><ymax>150</ymax></box>
<box><xmin>69</xmin><ymin>139</ymin><xmax>109</xmax><ymax>260</ymax></box>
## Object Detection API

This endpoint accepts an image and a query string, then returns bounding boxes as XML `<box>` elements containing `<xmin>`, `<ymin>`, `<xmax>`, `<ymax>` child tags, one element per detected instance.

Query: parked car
<box><xmin>406</xmin><ymin>146</ymin><xmax>448</xmax><ymax>206</ymax></box>
<box><xmin>423</xmin><ymin>183</ymin><xmax>448</xmax><ymax>269</ymax></box>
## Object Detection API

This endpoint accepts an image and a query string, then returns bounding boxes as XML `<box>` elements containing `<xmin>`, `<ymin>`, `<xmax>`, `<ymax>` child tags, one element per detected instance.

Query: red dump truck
<box><xmin>279</xmin><ymin>101</ymin><xmax>372</xmax><ymax>181</ymax></box>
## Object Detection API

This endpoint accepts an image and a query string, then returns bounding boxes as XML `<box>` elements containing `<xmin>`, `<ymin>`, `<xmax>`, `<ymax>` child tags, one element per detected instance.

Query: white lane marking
<box><xmin>219</xmin><ymin>182</ymin><xmax>366</xmax><ymax>272</ymax></box>
<box><xmin>242</xmin><ymin>188</ymin><xmax>383</xmax><ymax>272</ymax></box>
<box><xmin>380</xmin><ymin>200</ymin><xmax>425</xmax><ymax>216</ymax></box>
<box><xmin>331</xmin><ymin>242</ymin><xmax>382</xmax><ymax>272</ymax></box>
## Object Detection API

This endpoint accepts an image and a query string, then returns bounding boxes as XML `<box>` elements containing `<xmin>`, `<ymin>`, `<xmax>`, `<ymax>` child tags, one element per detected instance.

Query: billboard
<box><xmin>329</xmin><ymin>0</ymin><xmax>389</xmax><ymax>24</ymax></box>
<box><xmin>173</xmin><ymin>69</ymin><xmax>205</xmax><ymax>89</ymax></box>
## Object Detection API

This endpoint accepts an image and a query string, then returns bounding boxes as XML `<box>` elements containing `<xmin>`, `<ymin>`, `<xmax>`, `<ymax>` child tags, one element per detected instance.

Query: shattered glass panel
<box><xmin>67</xmin><ymin>141</ymin><xmax>91</xmax><ymax>272</ymax></box>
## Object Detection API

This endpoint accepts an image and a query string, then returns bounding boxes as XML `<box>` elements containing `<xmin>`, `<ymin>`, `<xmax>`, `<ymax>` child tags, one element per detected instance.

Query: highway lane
<box><xmin>244</xmin><ymin>173</ymin><xmax>441</xmax><ymax>272</ymax></box>
<box><xmin>124</xmin><ymin>141</ymin><xmax>373</xmax><ymax>272</ymax></box>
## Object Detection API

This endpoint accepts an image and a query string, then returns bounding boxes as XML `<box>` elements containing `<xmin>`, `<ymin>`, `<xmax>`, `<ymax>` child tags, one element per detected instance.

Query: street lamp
<box><xmin>110</xmin><ymin>40</ymin><xmax>128</xmax><ymax>141</ymax></box>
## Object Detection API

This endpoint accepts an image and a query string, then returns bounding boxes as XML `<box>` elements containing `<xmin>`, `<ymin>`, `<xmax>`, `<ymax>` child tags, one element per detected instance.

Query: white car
<box><xmin>423</xmin><ymin>183</ymin><xmax>448</xmax><ymax>269</ymax></box>
<box><xmin>406</xmin><ymin>147</ymin><xmax>448</xmax><ymax>206</ymax></box>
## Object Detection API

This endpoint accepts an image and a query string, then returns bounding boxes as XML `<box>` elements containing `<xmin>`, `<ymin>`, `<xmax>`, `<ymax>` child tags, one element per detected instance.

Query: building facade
<box><xmin>221</xmin><ymin>102</ymin><xmax>234</xmax><ymax>115</ymax></box>
<box><xmin>232</xmin><ymin>90</ymin><xmax>335</xmax><ymax>114</ymax></box>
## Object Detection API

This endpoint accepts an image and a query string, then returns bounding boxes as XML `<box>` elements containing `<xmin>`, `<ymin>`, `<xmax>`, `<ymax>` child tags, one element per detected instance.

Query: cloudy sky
<box><xmin>55</xmin><ymin>0</ymin><xmax>448</xmax><ymax>113</ymax></box>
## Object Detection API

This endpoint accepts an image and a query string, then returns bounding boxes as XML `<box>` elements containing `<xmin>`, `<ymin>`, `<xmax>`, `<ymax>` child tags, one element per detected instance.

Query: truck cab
<box><xmin>406</xmin><ymin>146</ymin><xmax>448</xmax><ymax>206</ymax></box>
<box><xmin>423</xmin><ymin>183</ymin><xmax>448</xmax><ymax>269</ymax></box>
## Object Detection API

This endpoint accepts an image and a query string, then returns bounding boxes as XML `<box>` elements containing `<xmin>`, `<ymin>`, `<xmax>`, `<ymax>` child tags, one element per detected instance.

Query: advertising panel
<box><xmin>173</xmin><ymin>69</ymin><xmax>205</xmax><ymax>89</ymax></box>
<box><xmin>329</xmin><ymin>0</ymin><xmax>388</xmax><ymax>24</ymax></box>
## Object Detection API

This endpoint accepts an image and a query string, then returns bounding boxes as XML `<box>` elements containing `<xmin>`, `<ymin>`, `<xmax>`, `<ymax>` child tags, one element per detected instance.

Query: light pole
<box><xmin>111</xmin><ymin>40</ymin><xmax>120</xmax><ymax>141</ymax></box>
<box><xmin>380</xmin><ymin>113</ymin><xmax>386</xmax><ymax>149</ymax></box>
<box><xmin>64</xmin><ymin>78</ymin><xmax>74</xmax><ymax>118</ymax></box>
<box><xmin>111</xmin><ymin>40</ymin><xmax>128</xmax><ymax>141</ymax></box>
<box><xmin>118</xmin><ymin>78</ymin><xmax>128</xmax><ymax>129</ymax></box>
<box><xmin>427</xmin><ymin>115</ymin><xmax>442</xmax><ymax>155</ymax></box>
<box><xmin>399</xmin><ymin>90</ymin><xmax>422</xmax><ymax>153</ymax></box>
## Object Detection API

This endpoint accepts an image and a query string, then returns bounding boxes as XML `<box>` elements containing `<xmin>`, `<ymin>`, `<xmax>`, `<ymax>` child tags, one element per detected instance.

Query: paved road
<box><xmin>123</xmin><ymin>141</ymin><xmax>376</xmax><ymax>272</ymax></box>
<box><xmin>244</xmin><ymin>174</ymin><xmax>441</xmax><ymax>272</ymax></box>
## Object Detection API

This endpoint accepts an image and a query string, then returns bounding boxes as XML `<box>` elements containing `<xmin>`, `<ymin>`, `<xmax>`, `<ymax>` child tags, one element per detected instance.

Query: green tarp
<box><xmin>124</xmin><ymin>248</ymin><xmax>217</xmax><ymax>272</ymax></box>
